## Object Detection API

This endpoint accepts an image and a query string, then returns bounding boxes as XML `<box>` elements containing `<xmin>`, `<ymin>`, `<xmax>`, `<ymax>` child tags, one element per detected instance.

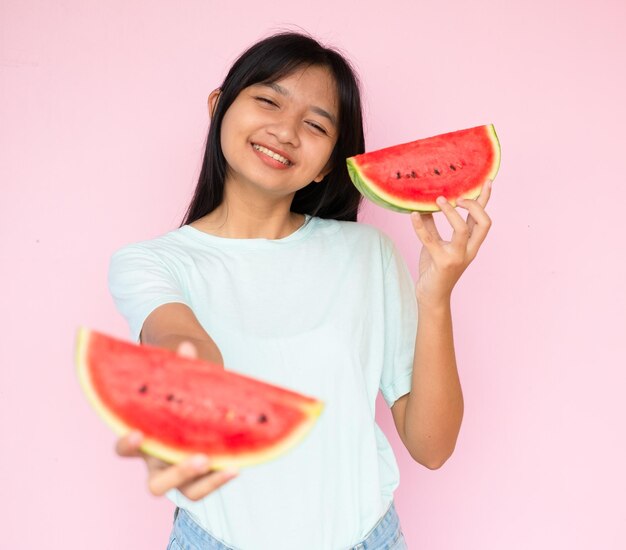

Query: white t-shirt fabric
<box><xmin>108</xmin><ymin>214</ymin><xmax>418</xmax><ymax>550</ymax></box>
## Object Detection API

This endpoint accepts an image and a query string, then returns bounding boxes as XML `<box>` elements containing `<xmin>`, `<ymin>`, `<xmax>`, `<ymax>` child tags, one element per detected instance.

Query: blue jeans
<box><xmin>167</xmin><ymin>501</ymin><xmax>408</xmax><ymax>550</ymax></box>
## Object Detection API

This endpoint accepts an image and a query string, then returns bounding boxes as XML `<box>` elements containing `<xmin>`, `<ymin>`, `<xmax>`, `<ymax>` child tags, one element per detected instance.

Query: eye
<box><xmin>255</xmin><ymin>97</ymin><xmax>277</xmax><ymax>107</ymax></box>
<box><xmin>307</xmin><ymin>122</ymin><xmax>328</xmax><ymax>135</ymax></box>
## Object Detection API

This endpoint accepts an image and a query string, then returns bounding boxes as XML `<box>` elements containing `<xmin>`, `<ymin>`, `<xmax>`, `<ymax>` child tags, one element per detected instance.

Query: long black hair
<box><xmin>180</xmin><ymin>30</ymin><xmax>365</xmax><ymax>226</ymax></box>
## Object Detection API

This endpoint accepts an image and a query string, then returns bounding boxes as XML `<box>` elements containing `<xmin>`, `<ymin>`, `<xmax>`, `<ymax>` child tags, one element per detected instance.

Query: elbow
<box><xmin>410</xmin><ymin>446</ymin><xmax>456</xmax><ymax>470</ymax></box>
<box><xmin>405</xmin><ymin>418</ymin><xmax>463</xmax><ymax>470</ymax></box>
<box><xmin>420</xmin><ymin>456</ymin><xmax>448</xmax><ymax>470</ymax></box>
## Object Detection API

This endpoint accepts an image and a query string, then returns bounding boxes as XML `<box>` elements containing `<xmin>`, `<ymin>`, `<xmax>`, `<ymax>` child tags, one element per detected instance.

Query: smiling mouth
<box><xmin>252</xmin><ymin>143</ymin><xmax>292</xmax><ymax>166</ymax></box>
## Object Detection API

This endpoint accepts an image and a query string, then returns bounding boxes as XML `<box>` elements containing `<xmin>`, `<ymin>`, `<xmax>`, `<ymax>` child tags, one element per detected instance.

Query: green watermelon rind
<box><xmin>347</xmin><ymin>124</ymin><xmax>501</xmax><ymax>213</ymax></box>
<box><xmin>347</xmin><ymin>158</ymin><xmax>415</xmax><ymax>213</ymax></box>
<box><xmin>75</xmin><ymin>327</ymin><xmax>325</xmax><ymax>470</ymax></box>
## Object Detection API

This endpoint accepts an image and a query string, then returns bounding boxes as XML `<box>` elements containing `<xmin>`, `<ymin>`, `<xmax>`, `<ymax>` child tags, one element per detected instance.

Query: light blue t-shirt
<box><xmin>108</xmin><ymin>215</ymin><xmax>418</xmax><ymax>550</ymax></box>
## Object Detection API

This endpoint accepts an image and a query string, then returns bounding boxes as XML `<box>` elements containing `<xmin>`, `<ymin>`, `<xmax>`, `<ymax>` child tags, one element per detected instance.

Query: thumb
<box><xmin>177</xmin><ymin>340</ymin><xmax>198</xmax><ymax>359</ymax></box>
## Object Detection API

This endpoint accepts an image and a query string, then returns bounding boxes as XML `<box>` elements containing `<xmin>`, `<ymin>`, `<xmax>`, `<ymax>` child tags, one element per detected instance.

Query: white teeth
<box><xmin>253</xmin><ymin>144</ymin><xmax>291</xmax><ymax>165</ymax></box>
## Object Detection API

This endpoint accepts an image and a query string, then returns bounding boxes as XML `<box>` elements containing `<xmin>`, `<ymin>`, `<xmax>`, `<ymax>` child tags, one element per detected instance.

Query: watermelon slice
<box><xmin>347</xmin><ymin>124</ymin><xmax>501</xmax><ymax>213</ymax></box>
<box><xmin>75</xmin><ymin>328</ymin><xmax>324</xmax><ymax>469</ymax></box>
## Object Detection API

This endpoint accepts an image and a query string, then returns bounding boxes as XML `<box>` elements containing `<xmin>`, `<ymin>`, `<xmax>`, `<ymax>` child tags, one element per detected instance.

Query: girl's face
<box><xmin>215</xmin><ymin>65</ymin><xmax>339</xmax><ymax>201</ymax></box>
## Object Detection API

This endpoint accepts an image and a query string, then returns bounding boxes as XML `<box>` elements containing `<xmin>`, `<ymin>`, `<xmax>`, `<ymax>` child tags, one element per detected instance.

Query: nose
<box><xmin>267</xmin><ymin>113</ymin><xmax>300</xmax><ymax>147</ymax></box>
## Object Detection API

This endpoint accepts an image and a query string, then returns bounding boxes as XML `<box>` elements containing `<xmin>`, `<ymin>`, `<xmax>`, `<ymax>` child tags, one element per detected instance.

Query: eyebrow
<box><xmin>257</xmin><ymin>82</ymin><xmax>338</xmax><ymax>127</ymax></box>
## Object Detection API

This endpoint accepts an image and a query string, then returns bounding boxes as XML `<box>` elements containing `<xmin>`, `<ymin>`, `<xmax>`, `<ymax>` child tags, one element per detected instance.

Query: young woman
<box><xmin>109</xmin><ymin>30</ymin><xmax>492</xmax><ymax>550</ymax></box>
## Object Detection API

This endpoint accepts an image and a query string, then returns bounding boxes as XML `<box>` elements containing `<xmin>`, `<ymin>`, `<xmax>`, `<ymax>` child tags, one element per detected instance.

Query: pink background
<box><xmin>2</xmin><ymin>1</ymin><xmax>625</xmax><ymax>548</ymax></box>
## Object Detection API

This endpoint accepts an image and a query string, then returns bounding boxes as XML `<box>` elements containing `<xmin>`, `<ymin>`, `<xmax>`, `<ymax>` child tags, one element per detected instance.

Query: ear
<box><xmin>208</xmin><ymin>88</ymin><xmax>221</xmax><ymax>119</ymax></box>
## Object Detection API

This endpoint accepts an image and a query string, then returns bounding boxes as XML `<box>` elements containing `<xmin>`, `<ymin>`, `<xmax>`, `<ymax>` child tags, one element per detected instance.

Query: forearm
<box><xmin>404</xmin><ymin>299</ymin><xmax>464</xmax><ymax>468</ymax></box>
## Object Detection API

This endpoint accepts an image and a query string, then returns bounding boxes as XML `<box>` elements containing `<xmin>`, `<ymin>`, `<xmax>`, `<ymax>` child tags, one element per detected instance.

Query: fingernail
<box><xmin>224</xmin><ymin>468</ymin><xmax>239</xmax><ymax>478</ymax></box>
<box><xmin>128</xmin><ymin>431</ymin><xmax>142</xmax><ymax>445</ymax></box>
<box><xmin>436</xmin><ymin>196</ymin><xmax>446</xmax><ymax>205</ymax></box>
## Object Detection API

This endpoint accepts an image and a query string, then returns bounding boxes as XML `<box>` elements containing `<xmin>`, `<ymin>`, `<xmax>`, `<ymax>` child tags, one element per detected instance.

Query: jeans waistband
<box><xmin>171</xmin><ymin>499</ymin><xmax>401</xmax><ymax>550</ymax></box>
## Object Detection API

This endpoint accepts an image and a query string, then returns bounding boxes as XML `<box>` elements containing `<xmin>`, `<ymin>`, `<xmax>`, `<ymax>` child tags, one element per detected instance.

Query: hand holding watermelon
<box><xmin>115</xmin><ymin>430</ymin><xmax>239</xmax><ymax>500</ymax></box>
<box><xmin>76</xmin><ymin>328</ymin><xmax>325</xmax><ymax>495</ymax></box>
<box><xmin>345</xmin><ymin>124</ymin><xmax>500</xmax><ymax>304</ymax></box>
<box><xmin>409</xmin><ymin>177</ymin><xmax>493</xmax><ymax>307</ymax></box>
<box><xmin>114</xmin><ymin>341</ymin><xmax>240</xmax><ymax>501</ymax></box>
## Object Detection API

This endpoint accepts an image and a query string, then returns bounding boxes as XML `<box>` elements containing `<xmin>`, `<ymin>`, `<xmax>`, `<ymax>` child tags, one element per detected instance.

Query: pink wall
<box><xmin>2</xmin><ymin>1</ymin><xmax>624</xmax><ymax>548</ymax></box>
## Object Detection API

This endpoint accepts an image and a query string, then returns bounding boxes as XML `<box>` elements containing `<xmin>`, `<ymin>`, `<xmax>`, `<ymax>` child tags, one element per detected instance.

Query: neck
<box><xmin>191</xmin><ymin>183</ymin><xmax>305</xmax><ymax>239</ymax></box>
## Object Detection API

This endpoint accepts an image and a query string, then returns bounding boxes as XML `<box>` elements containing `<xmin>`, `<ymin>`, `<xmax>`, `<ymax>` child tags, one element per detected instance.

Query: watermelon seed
<box><xmin>411</xmin><ymin>171</ymin><xmax>417</xmax><ymax>178</ymax></box>
<box><xmin>450</xmin><ymin>165</ymin><xmax>456</xmax><ymax>171</ymax></box>
<box><xmin>258</xmin><ymin>414</ymin><xmax>268</xmax><ymax>423</ymax></box>
<box><xmin>138</xmin><ymin>385</ymin><xmax>148</xmax><ymax>394</ymax></box>
<box><xmin>434</xmin><ymin>169</ymin><xmax>441</xmax><ymax>176</ymax></box>
<box><xmin>166</xmin><ymin>394</ymin><xmax>175</xmax><ymax>401</ymax></box>
<box><xmin>396</xmin><ymin>171</ymin><xmax>401</xmax><ymax>179</ymax></box>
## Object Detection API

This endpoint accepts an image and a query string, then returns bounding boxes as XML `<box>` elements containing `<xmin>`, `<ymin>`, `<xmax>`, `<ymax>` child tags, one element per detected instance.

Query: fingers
<box><xmin>478</xmin><ymin>178</ymin><xmax>493</xmax><ymax>207</ymax></box>
<box><xmin>147</xmin><ymin>454</ymin><xmax>212</xmax><ymax>496</ymax></box>
<box><xmin>434</xmin><ymin>196</ymin><xmax>470</xmax><ymax>252</ymax></box>
<box><xmin>418</xmin><ymin>212</ymin><xmax>442</xmax><ymax>241</ymax></box>
<box><xmin>116</xmin><ymin>431</ymin><xmax>145</xmax><ymax>458</ymax></box>
<box><xmin>410</xmin><ymin>211</ymin><xmax>442</xmax><ymax>258</ymax></box>
<box><xmin>456</xmin><ymin>198</ymin><xmax>492</xmax><ymax>259</ymax></box>
<box><xmin>177</xmin><ymin>468</ymin><xmax>240</xmax><ymax>501</ymax></box>
<box><xmin>116</xmin><ymin>431</ymin><xmax>239</xmax><ymax>501</ymax></box>
<box><xmin>464</xmin><ymin>179</ymin><xmax>492</xmax><ymax>232</ymax></box>
<box><xmin>147</xmin><ymin>454</ymin><xmax>238</xmax><ymax>500</ymax></box>
<box><xmin>411</xmin><ymin>197</ymin><xmax>468</xmax><ymax>257</ymax></box>
<box><xmin>410</xmin><ymin>178</ymin><xmax>493</xmax><ymax>261</ymax></box>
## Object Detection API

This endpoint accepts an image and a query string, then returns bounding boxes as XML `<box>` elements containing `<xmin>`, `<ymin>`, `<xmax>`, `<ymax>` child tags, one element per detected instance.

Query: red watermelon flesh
<box><xmin>346</xmin><ymin>124</ymin><xmax>500</xmax><ymax>213</ymax></box>
<box><xmin>75</xmin><ymin>328</ymin><xmax>324</xmax><ymax>469</ymax></box>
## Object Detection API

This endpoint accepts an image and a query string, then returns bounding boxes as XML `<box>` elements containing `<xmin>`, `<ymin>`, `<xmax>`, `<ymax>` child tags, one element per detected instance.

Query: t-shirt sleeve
<box><xmin>379</xmin><ymin>239</ymin><xmax>418</xmax><ymax>408</ymax></box>
<box><xmin>108</xmin><ymin>245</ymin><xmax>191</xmax><ymax>343</ymax></box>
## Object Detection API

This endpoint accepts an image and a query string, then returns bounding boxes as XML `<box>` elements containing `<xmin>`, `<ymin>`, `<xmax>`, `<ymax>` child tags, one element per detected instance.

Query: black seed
<box><xmin>396</xmin><ymin>171</ymin><xmax>401</xmax><ymax>179</ymax></box>
<box><xmin>450</xmin><ymin>164</ymin><xmax>456</xmax><ymax>171</ymax></box>
<box><xmin>258</xmin><ymin>414</ymin><xmax>268</xmax><ymax>423</ymax></box>
<box><xmin>166</xmin><ymin>394</ymin><xmax>175</xmax><ymax>401</ymax></box>
<box><xmin>138</xmin><ymin>385</ymin><xmax>148</xmax><ymax>394</ymax></box>
<box><xmin>434</xmin><ymin>169</ymin><xmax>441</xmax><ymax>176</ymax></box>
<box><xmin>411</xmin><ymin>171</ymin><xmax>417</xmax><ymax>178</ymax></box>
